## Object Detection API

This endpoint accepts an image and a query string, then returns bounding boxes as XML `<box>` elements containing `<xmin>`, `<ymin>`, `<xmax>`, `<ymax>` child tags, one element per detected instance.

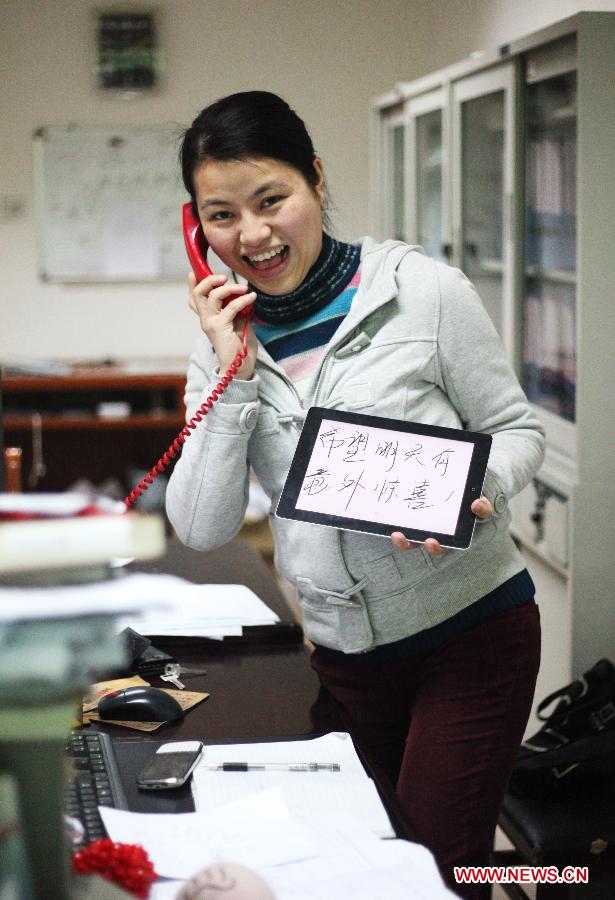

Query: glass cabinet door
<box><xmin>452</xmin><ymin>65</ymin><xmax>516</xmax><ymax>359</ymax></box>
<box><xmin>414</xmin><ymin>108</ymin><xmax>444</xmax><ymax>260</ymax></box>
<box><xmin>389</xmin><ymin>121</ymin><xmax>406</xmax><ymax>240</ymax></box>
<box><xmin>522</xmin><ymin>70</ymin><xmax>576</xmax><ymax>424</ymax></box>
<box><xmin>460</xmin><ymin>91</ymin><xmax>505</xmax><ymax>331</ymax></box>
<box><xmin>406</xmin><ymin>89</ymin><xmax>446</xmax><ymax>261</ymax></box>
<box><xmin>379</xmin><ymin>111</ymin><xmax>406</xmax><ymax>241</ymax></box>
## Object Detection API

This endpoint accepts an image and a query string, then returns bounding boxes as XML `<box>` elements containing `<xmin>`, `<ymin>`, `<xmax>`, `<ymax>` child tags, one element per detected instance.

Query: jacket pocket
<box><xmin>341</xmin><ymin>532</ymin><xmax>433</xmax><ymax>597</ymax></box>
<box><xmin>328</xmin><ymin>379</ymin><xmax>375</xmax><ymax>411</ymax></box>
<box><xmin>295</xmin><ymin>575</ymin><xmax>374</xmax><ymax>653</ymax></box>
<box><xmin>342</xmin><ymin>379</ymin><xmax>375</xmax><ymax>410</ymax></box>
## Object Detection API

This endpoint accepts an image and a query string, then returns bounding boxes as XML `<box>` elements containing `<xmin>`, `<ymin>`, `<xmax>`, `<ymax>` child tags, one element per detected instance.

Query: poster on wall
<box><xmin>96</xmin><ymin>10</ymin><xmax>159</xmax><ymax>92</ymax></box>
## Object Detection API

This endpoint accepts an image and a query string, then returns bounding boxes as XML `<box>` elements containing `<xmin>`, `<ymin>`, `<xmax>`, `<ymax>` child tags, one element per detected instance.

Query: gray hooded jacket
<box><xmin>166</xmin><ymin>238</ymin><xmax>545</xmax><ymax>653</ymax></box>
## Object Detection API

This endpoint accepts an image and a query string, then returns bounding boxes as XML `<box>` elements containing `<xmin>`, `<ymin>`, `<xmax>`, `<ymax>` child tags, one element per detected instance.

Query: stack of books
<box><xmin>0</xmin><ymin>492</ymin><xmax>164</xmax><ymax>575</ymax></box>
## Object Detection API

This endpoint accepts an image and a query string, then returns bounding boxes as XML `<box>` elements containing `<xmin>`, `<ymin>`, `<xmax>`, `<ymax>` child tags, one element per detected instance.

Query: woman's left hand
<box><xmin>390</xmin><ymin>495</ymin><xmax>493</xmax><ymax>556</ymax></box>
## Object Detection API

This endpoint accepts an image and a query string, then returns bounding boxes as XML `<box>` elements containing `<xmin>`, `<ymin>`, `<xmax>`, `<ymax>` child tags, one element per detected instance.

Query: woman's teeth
<box><xmin>247</xmin><ymin>246</ymin><xmax>285</xmax><ymax>263</ymax></box>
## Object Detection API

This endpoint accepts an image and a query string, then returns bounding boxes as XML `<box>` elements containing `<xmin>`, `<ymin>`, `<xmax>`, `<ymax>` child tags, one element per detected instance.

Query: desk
<box><xmin>0</xmin><ymin>531</ymin><xmax>411</xmax><ymax>900</ymax></box>
<box><xmin>102</xmin><ymin>537</ymin><xmax>411</xmax><ymax>839</ymax></box>
<box><xmin>108</xmin><ymin>536</ymin><xmax>343</xmax><ymax>745</ymax></box>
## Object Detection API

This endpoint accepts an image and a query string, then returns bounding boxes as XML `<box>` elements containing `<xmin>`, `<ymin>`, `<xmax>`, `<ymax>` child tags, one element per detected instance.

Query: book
<box><xmin>0</xmin><ymin>497</ymin><xmax>165</xmax><ymax>574</ymax></box>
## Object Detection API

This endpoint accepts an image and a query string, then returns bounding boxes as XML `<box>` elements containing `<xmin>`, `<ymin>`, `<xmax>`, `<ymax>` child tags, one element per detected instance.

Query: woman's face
<box><xmin>193</xmin><ymin>155</ymin><xmax>325</xmax><ymax>295</ymax></box>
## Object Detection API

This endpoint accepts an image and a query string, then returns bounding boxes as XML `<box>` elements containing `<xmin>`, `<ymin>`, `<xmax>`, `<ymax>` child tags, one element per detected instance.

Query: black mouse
<box><xmin>98</xmin><ymin>686</ymin><xmax>184</xmax><ymax>722</ymax></box>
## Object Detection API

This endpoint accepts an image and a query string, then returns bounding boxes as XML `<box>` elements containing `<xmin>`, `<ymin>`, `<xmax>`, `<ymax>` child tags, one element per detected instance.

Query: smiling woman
<box><xmin>168</xmin><ymin>90</ymin><xmax>545</xmax><ymax>899</ymax></box>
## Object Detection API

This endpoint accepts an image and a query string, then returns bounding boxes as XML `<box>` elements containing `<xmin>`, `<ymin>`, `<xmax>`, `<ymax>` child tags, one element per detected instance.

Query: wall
<box><xmin>1</xmin><ymin>0</ymin><xmax>613</xmax><ymax>362</ymax></box>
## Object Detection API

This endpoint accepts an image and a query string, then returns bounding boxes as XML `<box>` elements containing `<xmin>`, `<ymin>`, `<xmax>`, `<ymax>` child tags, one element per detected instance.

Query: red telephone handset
<box><xmin>124</xmin><ymin>205</ymin><xmax>251</xmax><ymax>509</ymax></box>
<box><xmin>182</xmin><ymin>202</ymin><xmax>214</xmax><ymax>281</ymax></box>
<box><xmin>182</xmin><ymin>203</ymin><xmax>254</xmax><ymax>318</ymax></box>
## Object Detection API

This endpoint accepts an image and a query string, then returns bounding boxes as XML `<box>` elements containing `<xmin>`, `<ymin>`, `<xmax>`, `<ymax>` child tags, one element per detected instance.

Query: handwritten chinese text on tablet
<box><xmin>296</xmin><ymin>417</ymin><xmax>474</xmax><ymax>534</ymax></box>
<box><xmin>276</xmin><ymin>408</ymin><xmax>492</xmax><ymax>548</ymax></box>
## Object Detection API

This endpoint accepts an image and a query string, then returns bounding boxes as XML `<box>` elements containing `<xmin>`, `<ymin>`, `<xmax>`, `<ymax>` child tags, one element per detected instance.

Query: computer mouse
<box><xmin>98</xmin><ymin>686</ymin><xmax>184</xmax><ymax>722</ymax></box>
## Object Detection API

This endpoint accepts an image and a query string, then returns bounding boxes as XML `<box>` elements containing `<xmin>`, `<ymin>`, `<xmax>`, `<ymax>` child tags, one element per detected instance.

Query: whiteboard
<box><xmin>33</xmin><ymin>125</ymin><xmax>191</xmax><ymax>282</ymax></box>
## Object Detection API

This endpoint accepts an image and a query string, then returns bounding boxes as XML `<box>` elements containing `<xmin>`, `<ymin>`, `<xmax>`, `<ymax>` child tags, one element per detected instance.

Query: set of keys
<box><xmin>160</xmin><ymin>662</ymin><xmax>207</xmax><ymax>690</ymax></box>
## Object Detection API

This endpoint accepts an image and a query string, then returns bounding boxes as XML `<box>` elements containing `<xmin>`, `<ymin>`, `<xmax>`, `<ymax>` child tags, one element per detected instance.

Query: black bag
<box><xmin>119</xmin><ymin>626</ymin><xmax>177</xmax><ymax>676</ymax></box>
<box><xmin>509</xmin><ymin>658</ymin><xmax>615</xmax><ymax>796</ymax></box>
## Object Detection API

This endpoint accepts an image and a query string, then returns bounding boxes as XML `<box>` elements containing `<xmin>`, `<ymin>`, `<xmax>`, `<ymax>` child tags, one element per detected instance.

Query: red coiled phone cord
<box><xmin>124</xmin><ymin>323</ymin><xmax>249</xmax><ymax>509</ymax></box>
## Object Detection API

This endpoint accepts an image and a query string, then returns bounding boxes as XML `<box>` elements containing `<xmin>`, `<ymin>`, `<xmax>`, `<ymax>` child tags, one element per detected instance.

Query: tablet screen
<box><xmin>276</xmin><ymin>407</ymin><xmax>492</xmax><ymax>549</ymax></box>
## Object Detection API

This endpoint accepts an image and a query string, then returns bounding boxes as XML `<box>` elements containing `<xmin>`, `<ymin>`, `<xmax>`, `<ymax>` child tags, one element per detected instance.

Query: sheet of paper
<box><xmin>145</xmin><ymin>813</ymin><xmax>454</xmax><ymax>899</ymax></box>
<box><xmin>0</xmin><ymin>491</ymin><xmax>123</xmax><ymax>517</ymax></box>
<box><xmin>150</xmin><ymin>882</ymin><xmax>185</xmax><ymax>900</ymax></box>
<box><xmin>259</xmin><ymin>811</ymin><xmax>391</xmax><ymax>888</ymax></box>
<box><xmin>117</xmin><ymin>583</ymin><xmax>279</xmax><ymax>637</ymax></box>
<box><xmin>194</xmin><ymin>774</ymin><xmax>392</xmax><ymax>839</ymax></box>
<box><xmin>192</xmin><ymin>733</ymin><xmax>394</xmax><ymax>838</ymax></box>
<box><xmin>0</xmin><ymin>573</ymin><xmax>189</xmax><ymax>623</ymax></box>
<box><xmin>197</xmin><ymin>732</ymin><xmax>367</xmax><ymax>776</ymax></box>
<box><xmin>273</xmin><ymin>863</ymin><xmax>455</xmax><ymax>899</ymax></box>
<box><xmin>100</xmin><ymin>787</ymin><xmax>316</xmax><ymax>879</ymax></box>
<box><xmin>102</xmin><ymin>197</ymin><xmax>159</xmax><ymax>278</ymax></box>
<box><xmin>260</xmin><ymin>814</ymin><xmax>455</xmax><ymax>898</ymax></box>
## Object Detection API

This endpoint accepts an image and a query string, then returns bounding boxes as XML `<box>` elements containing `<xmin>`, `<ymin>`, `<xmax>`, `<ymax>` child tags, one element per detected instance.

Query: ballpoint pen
<box><xmin>201</xmin><ymin>762</ymin><xmax>341</xmax><ymax>772</ymax></box>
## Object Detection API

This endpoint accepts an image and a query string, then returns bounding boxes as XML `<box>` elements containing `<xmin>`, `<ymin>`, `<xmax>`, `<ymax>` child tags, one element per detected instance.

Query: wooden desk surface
<box><xmin>107</xmin><ymin>536</ymin><xmax>339</xmax><ymax>743</ymax></box>
<box><xmin>103</xmin><ymin>645</ymin><xmax>339</xmax><ymax>744</ymax></box>
<box><xmin>95</xmin><ymin>535</ymin><xmax>411</xmax><ymax>837</ymax></box>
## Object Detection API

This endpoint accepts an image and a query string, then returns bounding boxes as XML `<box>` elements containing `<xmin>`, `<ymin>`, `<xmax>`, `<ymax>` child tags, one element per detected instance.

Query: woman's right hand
<box><xmin>188</xmin><ymin>271</ymin><xmax>258</xmax><ymax>380</ymax></box>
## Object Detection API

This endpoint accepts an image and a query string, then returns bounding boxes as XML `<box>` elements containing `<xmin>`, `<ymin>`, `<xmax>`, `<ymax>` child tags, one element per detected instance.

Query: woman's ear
<box><xmin>312</xmin><ymin>157</ymin><xmax>326</xmax><ymax>206</ymax></box>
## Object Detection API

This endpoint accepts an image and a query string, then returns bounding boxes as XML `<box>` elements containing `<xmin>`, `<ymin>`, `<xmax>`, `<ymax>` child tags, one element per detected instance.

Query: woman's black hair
<box><xmin>180</xmin><ymin>91</ymin><xmax>329</xmax><ymax>224</ymax></box>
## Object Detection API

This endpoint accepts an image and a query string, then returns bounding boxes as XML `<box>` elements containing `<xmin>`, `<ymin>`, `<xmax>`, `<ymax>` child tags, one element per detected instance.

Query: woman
<box><xmin>167</xmin><ymin>90</ymin><xmax>543</xmax><ymax>897</ymax></box>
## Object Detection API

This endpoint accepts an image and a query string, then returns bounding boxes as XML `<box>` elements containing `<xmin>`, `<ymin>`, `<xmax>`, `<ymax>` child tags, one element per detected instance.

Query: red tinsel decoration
<box><xmin>72</xmin><ymin>838</ymin><xmax>157</xmax><ymax>899</ymax></box>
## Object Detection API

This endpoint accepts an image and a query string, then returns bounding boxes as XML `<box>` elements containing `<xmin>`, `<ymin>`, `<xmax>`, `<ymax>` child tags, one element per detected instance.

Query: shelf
<box><xmin>3</xmin><ymin>372</ymin><xmax>185</xmax><ymax>392</ymax></box>
<box><xmin>479</xmin><ymin>258</ymin><xmax>504</xmax><ymax>275</ymax></box>
<box><xmin>528</xmin><ymin>105</ymin><xmax>576</xmax><ymax>128</ymax></box>
<box><xmin>2</xmin><ymin>361</ymin><xmax>188</xmax><ymax>493</ymax></box>
<box><xmin>5</xmin><ymin>414</ymin><xmax>185</xmax><ymax>431</ymax></box>
<box><xmin>525</xmin><ymin>266</ymin><xmax>576</xmax><ymax>284</ymax></box>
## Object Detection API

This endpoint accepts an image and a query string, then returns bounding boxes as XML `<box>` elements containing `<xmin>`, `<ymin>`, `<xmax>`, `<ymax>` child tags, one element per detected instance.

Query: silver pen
<box><xmin>201</xmin><ymin>762</ymin><xmax>341</xmax><ymax>772</ymax></box>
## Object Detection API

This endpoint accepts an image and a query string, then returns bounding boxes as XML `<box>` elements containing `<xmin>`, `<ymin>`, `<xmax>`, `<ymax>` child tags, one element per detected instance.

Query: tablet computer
<box><xmin>276</xmin><ymin>407</ymin><xmax>492</xmax><ymax>550</ymax></box>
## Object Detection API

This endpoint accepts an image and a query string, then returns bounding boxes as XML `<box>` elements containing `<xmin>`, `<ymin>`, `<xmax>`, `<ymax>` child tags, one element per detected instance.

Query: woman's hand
<box><xmin>188</xmin><ymin>271</ymin><xmax>258</xmax><ymax>379</ymax></box>
<box><xmin>390</xmin><ymin>495</ymin><xmax>493</xmax><ymax>556</ymax></box>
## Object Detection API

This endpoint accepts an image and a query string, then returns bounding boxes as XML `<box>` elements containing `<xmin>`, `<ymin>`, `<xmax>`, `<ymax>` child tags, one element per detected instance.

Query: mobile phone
<box><xmin>137</xmin><ymin>740</ymin><xmax>204</xmax><ymax>790</ymax></box>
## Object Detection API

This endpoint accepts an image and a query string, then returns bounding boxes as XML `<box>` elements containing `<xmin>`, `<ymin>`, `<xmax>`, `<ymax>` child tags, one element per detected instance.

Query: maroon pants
<box><xmin>311</xmin><ymin>602</ymin><xmax>541</xmax><ymax>898</ymax></box>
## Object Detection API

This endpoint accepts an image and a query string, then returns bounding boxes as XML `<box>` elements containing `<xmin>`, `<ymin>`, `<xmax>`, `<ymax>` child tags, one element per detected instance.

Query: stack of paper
<box><xmin>100</xmin><ymin>788</ymin><xmax>315</xmax><ymax>877</ymax></box>
<box><xmin>117</xmin><ymin>583</ymin><xmax>279</xmax><ymax>638</ymax></box>
<box><xmin>192</xmin><ymin>732</ymin><xmax>394</xmax><ymax>838</ymax></box>
<box><xmin>0</xmin><ymin>573</ymin><xmax>188</xmax><ymax>624</ymax></box>
<box><xmin>260</xmin><ymin>811</ymin><xmax>456</xmax><ymax>900</ymax></box>
<box><xmin>101</xmin><ymin>786</ymin><xmax>456</xmax><ymax>899</ymax></box>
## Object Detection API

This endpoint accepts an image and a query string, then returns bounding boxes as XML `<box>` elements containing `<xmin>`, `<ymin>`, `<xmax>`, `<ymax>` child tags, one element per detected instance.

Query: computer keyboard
<box><xmin>64</xmin><ymin>730</ymin><xmax>128</xmax><ymax>850</ymax></box>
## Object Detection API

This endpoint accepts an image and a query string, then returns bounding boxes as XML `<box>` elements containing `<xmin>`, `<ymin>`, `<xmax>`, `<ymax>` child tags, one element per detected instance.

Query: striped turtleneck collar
<box><xmin>250</xmin><ymin>232</ymin><xmax>360</xmax><ymax>325</ymax></box>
